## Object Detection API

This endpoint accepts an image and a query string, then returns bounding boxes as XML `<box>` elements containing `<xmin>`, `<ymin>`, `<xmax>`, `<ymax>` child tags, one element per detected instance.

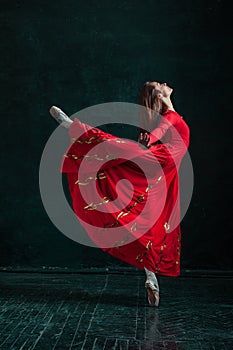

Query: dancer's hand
<box><xmin>139</xmin><ymin>132</ymin><xmax>150</xmax><ymax>148</ymax></box>
<box><xmin>158</xmin><ymin>94</ymin><xmax>175</xmax><ymax>112</ymax></box>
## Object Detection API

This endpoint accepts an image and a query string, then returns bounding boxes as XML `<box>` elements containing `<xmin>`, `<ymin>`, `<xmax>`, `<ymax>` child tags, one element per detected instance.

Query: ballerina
<box><xmin>49</xmin><ymin>81</ymin><xmax>190</xmax><ymax>307</ymax></box>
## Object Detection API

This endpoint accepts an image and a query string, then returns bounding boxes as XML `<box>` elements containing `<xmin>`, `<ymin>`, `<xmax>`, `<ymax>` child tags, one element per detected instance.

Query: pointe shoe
<box><xmin>49</xmin><ymin>106</ymin><xmax>73</xmax><ymax>127</ymax></box>
<box><xmin>145</xmin><ymin>280</ymin><xmax>160</xmax><ymax>307</ymax></box>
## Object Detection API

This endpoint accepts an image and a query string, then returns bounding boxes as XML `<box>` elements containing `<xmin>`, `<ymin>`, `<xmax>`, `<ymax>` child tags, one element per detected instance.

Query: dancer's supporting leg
<box><xmin>144</xmin><ymin>267</ymin><xmax>160</xmax><ymax>307</ymax></box>
<box><xmin>49</xmin><ymin>106</ymin><xmax>73</xmax><ymax>128</ymax></box>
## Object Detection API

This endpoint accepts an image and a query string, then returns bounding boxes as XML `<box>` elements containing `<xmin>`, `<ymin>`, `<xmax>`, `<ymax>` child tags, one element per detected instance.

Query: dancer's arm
<box><xmin>148</xmin><ymin>110</ymin><xmax>177</xmax><ymax>147</ymax></box>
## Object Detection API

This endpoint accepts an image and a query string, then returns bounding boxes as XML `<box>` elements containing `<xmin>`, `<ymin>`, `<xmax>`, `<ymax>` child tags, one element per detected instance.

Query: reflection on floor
<box><xmin>0</xmin><ymin>269</ymin><xmax>232</xmax><ymax>349</ymax></box>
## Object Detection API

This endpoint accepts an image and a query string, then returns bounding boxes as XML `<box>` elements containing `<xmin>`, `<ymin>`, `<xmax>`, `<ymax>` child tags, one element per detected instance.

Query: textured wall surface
<box><xmin>0</xmin><ymin>0</ymin><xmax>231</xmax><ymax>270</ymax></box>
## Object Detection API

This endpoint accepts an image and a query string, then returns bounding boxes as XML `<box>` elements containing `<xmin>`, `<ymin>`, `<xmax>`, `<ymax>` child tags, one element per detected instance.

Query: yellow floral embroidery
<box><xmin>135</xmin><ymin>240</ymin><xmax>152</xmax><ymax>264</ymax></box>
<box><xmin>114</xmin><ymin>138</ymin><xmax>128</xmax><ymax>144</ymax></box>
<box><xmin>164</xmin><ymin>222</ymin><xmax>170</xmax><ymax>231</ymax></box>
<box><xmin>71</xmin><ymin>135</ymin><xmax>127</xmax><ymax>145</ymax></box>
<box><xmin>64</xmin><ymin>153</ymin><xmax>118</xmax><ymax>161</ymax></box>
<box><xmin>102</xmin><ymin>186</ymin><xmax>152</xmax><ymax>230</ymax></box>
<box><xmin>146</xmin><ymin>240</ymin><xmax>153</xmax><ymax>250</ymax></box>
<box><xmin>156</xmin><ymin>176</ymin><xmax>162</xmax><ymax>184</ymax></box>
<box><xmin>116</xmin><ymin>211</ymin><xmax>129</xmax><ymax>221</ymax></box>
<box><xmin>145</xmin><ymin>184</ymin><xmax>153</xmax><ymax>192</ymax></box>
<box><xmin>130</xmin><ymin>223</ymin><xmax>137</xmax><ymax>232</ymax></box>
<box><xmin>84</xmin><ymin>196</ymin><xmax>111</xmax><ymax>211</ymax></box>
<box><xmin>72</xmin><ymin>136</ymin><xmax>112</xmax><ymax>144</ymax></box>
<box><xmin>154</xmin><ymin>232</ymin><xmax>168</xmax><ymax>273</ymax></box>
<box><xmin>75</xmin><ymin>172</ymin><xmax>106</xmax><ymax>186</ymax></box>
<box><xmin>136</xmin><ymin>251</ymin><xmax>147</xmax><ymax>263</ymax></box>
<box><xmin>64</xmin><ymin>154</ymin><xmax>82</xmax><ymax>160</ymax></box>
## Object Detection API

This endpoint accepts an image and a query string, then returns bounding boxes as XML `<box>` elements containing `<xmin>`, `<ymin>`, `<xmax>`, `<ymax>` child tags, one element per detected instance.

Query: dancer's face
<box><xmin>150</xmin><ymin>82</ymin><xmax>173</xmax><ymax>97</ymax></box>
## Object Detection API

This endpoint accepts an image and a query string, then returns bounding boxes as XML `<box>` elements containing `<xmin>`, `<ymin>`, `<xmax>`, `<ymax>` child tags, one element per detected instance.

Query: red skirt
<box><xmin>61</xmin><ymin>118</ymin><xmax>183</xmax><ymax>277</ymax></box>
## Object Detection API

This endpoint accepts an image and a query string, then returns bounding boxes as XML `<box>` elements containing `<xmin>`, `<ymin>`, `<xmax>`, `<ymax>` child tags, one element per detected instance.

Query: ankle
<box><xmin>144</xmin><ymin>267</ymin><xmax>156</xmax><ymax>279</ymax></box>
<box><xmin>144</xmin><ymin>267</ymin><xmax>159</xmax><ymax>291</ymax></box>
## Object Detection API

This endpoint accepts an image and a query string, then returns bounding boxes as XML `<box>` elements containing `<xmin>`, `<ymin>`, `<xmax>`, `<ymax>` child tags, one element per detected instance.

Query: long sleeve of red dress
<box><xmin>148</xmin><ymin>110</ymin><xmax>177</xmax><ymax>146</ymax></box>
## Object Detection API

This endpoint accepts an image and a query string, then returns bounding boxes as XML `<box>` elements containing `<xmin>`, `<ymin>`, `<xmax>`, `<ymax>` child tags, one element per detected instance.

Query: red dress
<box><xmin>61</xmin><ymin>110</ymin><xmax>190</xmax><ymax>277</ymax></box>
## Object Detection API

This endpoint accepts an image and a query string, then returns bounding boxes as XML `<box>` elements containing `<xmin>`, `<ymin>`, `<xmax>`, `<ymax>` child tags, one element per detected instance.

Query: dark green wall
<box><xmin>0</xmin><ymin>0</ymin><xmax>232</xmax><ymax>270</ymax></box>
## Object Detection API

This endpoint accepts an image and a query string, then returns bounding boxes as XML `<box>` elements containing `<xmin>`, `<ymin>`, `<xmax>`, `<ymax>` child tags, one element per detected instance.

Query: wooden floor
<box><xmin>0</xmin><ymin>269</ymin><xmax>232</xmax><ymax>349</ymax></box>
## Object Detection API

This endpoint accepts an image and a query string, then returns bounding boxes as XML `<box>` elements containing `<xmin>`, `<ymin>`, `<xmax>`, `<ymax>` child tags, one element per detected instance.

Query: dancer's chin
<box><xmin>164</xmin><ymin>87</ymin><xmax>173</xmax><ymax>97</ymax></box>
<box><xmin>168</xmin><ymin>87</ymin><xmax>173</xmax><ymax>95</ymax></box>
